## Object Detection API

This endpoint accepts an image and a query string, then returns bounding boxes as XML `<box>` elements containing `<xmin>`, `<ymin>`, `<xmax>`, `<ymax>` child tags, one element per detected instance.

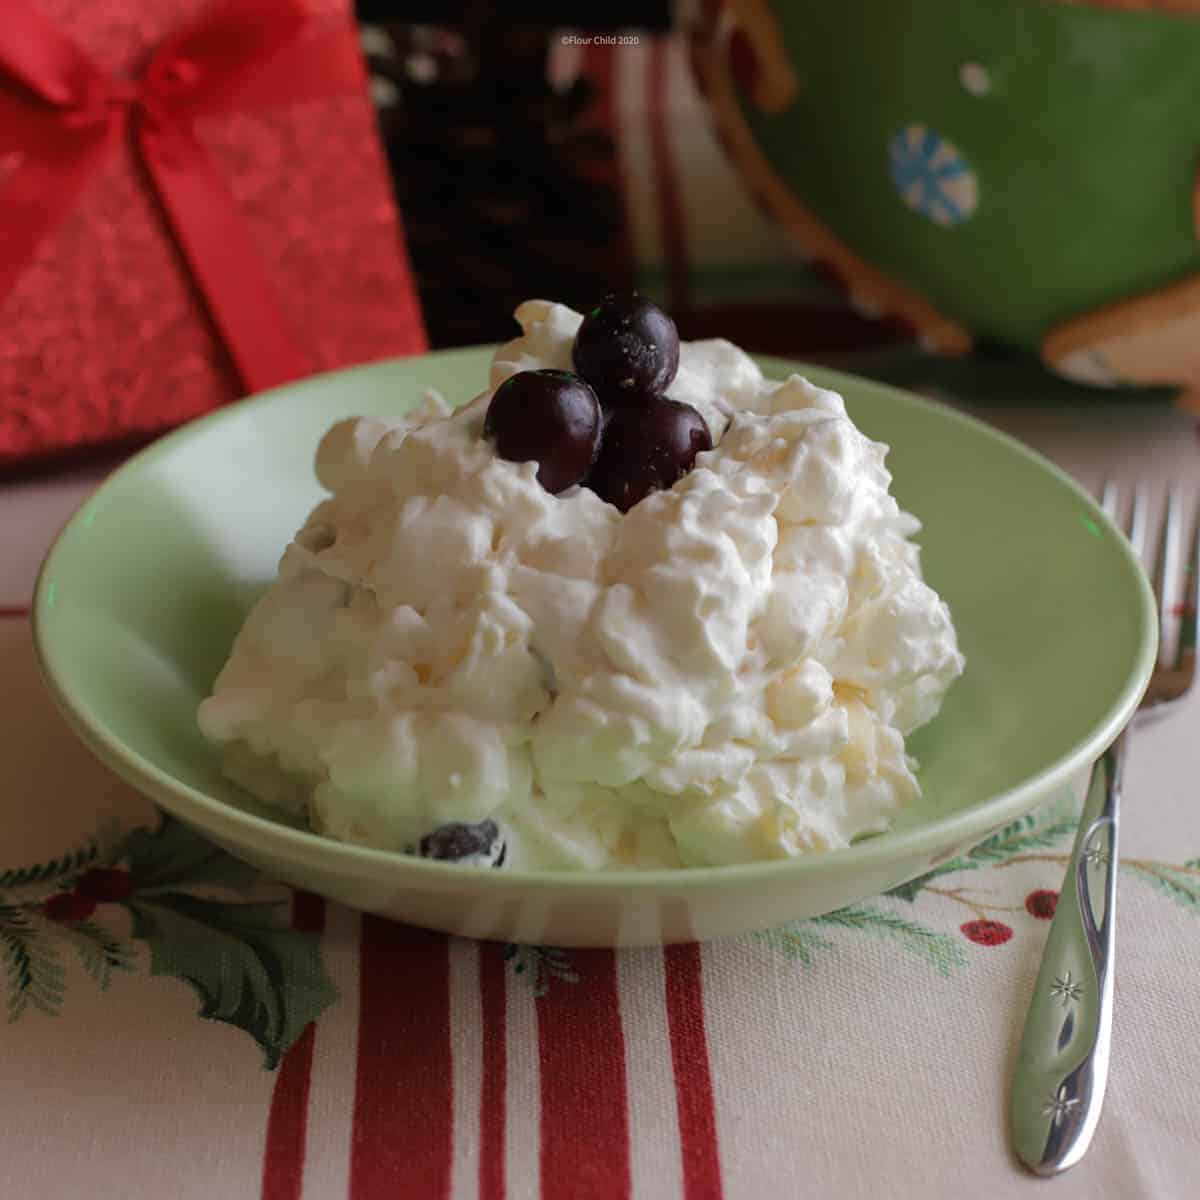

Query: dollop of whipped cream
<box><xmin>198</xmin><ymin>301</ymin><xmax>964</xmax><ymax>869</ymax></box>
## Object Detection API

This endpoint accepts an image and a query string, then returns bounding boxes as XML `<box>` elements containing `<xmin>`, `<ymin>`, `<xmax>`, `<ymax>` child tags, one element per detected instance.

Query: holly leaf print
<box><xmin>956</xmin><ymin>811</ymin><xmax>1078</xmax><ymax>868</ymax></box>
<box><xmin>811</xmin><ymin>903</ymin><xmax>967</xmax><ymax>976</ymax></box>
<box><xmin>65</xmin><ymin>921</ymin><xmax>137</xmax><ymax>991</ymax></box>
<box><xmin>0</xmin><ymin>905</ymin><xmax>65</xmax><ymax>1020</ymax></box>
<box><xmin>888</xmin><ymin>796</ymin><xmax>1079</xmax><ymax>902</ymax></box>
<box><xmin>0</xmin><ymin>841</ymin><xmax>102</xmax><ymax>893</ymax></box>
<box><xmin>1124</xmin><ymin>863</ymin><xmax>1200</xmax><ymax>911</ymax></box>
<box><xmin>127</xmin><ymin>893</ymin><xmax>337</xmax><ymax>1068</ymax></box>
<box><xmin>0</xmin><ymin>821</ymin><xmax>124</xmax><ymax>897</ymax></box>
<box><xmin>763</xmin><ymin>902</ymin><xmax>966</xmax><ymax>975</ymax></box>
<box><xmin>756</xmin><ymin>925</ymin><xmax>835</xmax><ymax>965</ymax></box>
<box><xmin>120</xmin><ymin>814</ymin><xmax>259</xmax><ymax>894</ymax></box>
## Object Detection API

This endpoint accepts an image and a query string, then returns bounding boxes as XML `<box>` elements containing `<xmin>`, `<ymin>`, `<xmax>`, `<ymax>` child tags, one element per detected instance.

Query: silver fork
<box><xmin>1009</xmin><ymin>482</ymin><xmax>1198</xmax><ymax>1175</ymax></box>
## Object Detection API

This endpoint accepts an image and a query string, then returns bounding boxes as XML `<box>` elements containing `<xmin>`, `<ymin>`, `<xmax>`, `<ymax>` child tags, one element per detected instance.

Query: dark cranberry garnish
<box><xmin>417</xmin><ymin>819</ymin><xmax>507</xmax><ymax>868</ymax></box>
<box><xmin>484</xmin><ymin>369</ymin><xmax>602</xmax><ymax>494</ymax></box>
<box><xmin>586</xmin><ymin>398</ymin><xmax>711</xmax><ymax>512</ymax></box>
<box><xmin>573</xmin><ymin>293</ymin><xmax>680</xmax><ymax>406</ymax></box>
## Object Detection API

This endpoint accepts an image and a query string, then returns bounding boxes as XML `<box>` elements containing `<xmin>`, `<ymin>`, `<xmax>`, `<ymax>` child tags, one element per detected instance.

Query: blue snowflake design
<box><xmin>888</xmin><ymin>125</ymin><xmax>978</xmax><ymax>227</ymax></box>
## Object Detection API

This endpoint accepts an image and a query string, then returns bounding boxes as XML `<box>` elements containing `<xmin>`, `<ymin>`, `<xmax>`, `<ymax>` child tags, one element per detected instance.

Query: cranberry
<box><xmin>74</xmin><ymin>868</ymin><xmax>135</xmax><ymax>902</ymax></box>
<box><xmin>573</xmin><ymin>293</ymin><xmax>680</xmax><ymax>406</ymax></box>
<box><xmin>586</xmin><ymin>398</ymin><xmax>712</xmax><ymax>512</ymax></box>
<box><xmin>960</xmin><ymin>919</ymin><xmax>1013</xmax><ymax>946</ymax></box>
<box><xmin>484</xmin><ymin>369</ymin><xmax>602</xmax><ymax>494</ymax></box>
<box><xmin>417</xmin><ymin>819</ymin><xmax>507</xmax><ymax>868</ymax></box>
<box><xmin>43</xmin><ymin>892</ymin><xmax>96</xmax><ymax>923</ymax></box>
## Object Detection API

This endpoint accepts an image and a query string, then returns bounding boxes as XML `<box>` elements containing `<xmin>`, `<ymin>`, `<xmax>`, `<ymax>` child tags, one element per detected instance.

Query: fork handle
<box><xmin>1009</xmin><ymin>733</ymin><xmax>1125</xmax><ymax>1175</ymax></box>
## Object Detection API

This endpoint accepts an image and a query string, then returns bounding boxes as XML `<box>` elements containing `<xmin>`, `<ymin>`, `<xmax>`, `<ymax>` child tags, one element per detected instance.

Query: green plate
<box><xmin>32</xmin><ymin>349</ymin><xmax>1156</xmax><ymax>946</ymax></box>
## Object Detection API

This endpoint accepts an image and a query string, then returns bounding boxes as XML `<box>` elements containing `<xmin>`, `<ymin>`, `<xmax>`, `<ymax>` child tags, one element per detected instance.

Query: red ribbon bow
<box><xmin>0</xmin><ymin>0</ymin><xmax>366</xmax><ymax>392</ymax></box>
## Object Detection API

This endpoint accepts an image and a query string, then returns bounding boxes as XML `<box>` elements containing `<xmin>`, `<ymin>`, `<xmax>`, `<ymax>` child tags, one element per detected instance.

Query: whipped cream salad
<box><xmin>198</xmin><ymin>299</ymin><xmax>964</xmax><ymax>870</ymax></box>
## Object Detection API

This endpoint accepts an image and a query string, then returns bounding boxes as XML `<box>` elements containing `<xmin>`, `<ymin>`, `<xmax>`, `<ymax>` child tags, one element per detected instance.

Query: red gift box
<box><xmin>0</xmin><ymin>0</ymin><xmax>427</xmax><ymax>470</ymax></box>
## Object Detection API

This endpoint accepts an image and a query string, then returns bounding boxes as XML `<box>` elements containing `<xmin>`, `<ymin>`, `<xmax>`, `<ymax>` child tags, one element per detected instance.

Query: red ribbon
<box><xmin>0</xmin><ymin>1</ymin><xmax>367</xmax><ymax>393</ymax></box>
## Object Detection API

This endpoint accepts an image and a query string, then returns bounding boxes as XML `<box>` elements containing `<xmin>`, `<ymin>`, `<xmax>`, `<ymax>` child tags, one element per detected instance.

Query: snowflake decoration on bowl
<box><xmin>889</xmin><ymin>125</ymin><xmax>979</xmax><ymax>227</ymax></box>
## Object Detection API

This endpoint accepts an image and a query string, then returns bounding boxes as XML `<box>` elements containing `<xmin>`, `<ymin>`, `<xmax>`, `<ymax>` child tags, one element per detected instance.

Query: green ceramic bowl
<box><xmin>33</xmin><ymin>349</ymin><xmax>1155</xmax><ymax>946</ymax></box>
<box><xmin>694</xmin><ymin>0</ymin><xmax>1200</xmax><ymax>378</ymax></box>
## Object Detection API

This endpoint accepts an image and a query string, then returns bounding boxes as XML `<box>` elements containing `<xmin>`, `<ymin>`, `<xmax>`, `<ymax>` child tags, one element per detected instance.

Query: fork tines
<box><xmin>1101</xmin><ymin>481</ymin><xmax>1199</xmax><ymax>672</ymax></box>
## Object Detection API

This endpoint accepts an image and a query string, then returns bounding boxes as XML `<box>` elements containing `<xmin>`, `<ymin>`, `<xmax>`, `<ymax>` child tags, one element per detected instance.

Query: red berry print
<box><xmin>43</xmin><ymin>892</ymin><xmax>97</xmax><ymax>923</ymax></box>
<box><xmin>74</xmin><ymin>868</ymin><xmax>135</xmax><ymax>902</ymax></box>
<box><xmin>1025</xmin><ymin>889</ymin><xmax>1059</xmax><ymax>920</ymax></box>
<box><xmin>960</xmin><ymin>919</ymin><xmax>1012</xmax><ymax>946</ymax></box>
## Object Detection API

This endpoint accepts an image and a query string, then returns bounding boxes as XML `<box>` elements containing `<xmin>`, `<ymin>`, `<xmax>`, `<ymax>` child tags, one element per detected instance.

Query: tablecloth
<box><xmin>2</xmin><ymin>398</ymin><xmax>1199</xmax><ymax>1200</ymax></box>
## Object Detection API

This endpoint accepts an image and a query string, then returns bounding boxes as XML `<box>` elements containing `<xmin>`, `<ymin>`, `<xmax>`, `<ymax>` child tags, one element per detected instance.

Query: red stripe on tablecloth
<box><xmin>351</xmin><ymin>919</ymin><xmax>453</xmax><ymax>1200</ymax></box>
<box><xmin>648</xmin><ymin>38</ymin><xmax>690</xmax><ymax>312</ymax></box>
<box><xmin>261</xmin><ymin>894</ymin><xmax>327</xmax><ymax>1200</ymax></box>
<box><xmin>537</xmin><ymin>950</ymin><xmax>631</xmax><ymax>1200</ymax></box>
<box><xmin>0</xmin><ymin>605</ymin><xmax>30</xmax><ymax>619</ymax></box>
<box><xmin>262</xmin><ymin>1023</ymin><xmax>317</xmax><ymax>1200</ymax></box>
<box><xmin>664</xmin><ymin>944</ymin><xmax>723</xmax><ymax>1200</ymax></box>
<box><xmin>478</xmin><ymin>942</ymin><xmax>508</xmax><ymax>1200</ymax></box>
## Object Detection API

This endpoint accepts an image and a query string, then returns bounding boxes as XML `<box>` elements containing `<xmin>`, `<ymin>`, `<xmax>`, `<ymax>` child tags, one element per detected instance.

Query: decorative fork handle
<box><xmin>1009</xmin><ymin>734</ymin><xmax>1125</xmax><ymax>1175</ymax></box>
